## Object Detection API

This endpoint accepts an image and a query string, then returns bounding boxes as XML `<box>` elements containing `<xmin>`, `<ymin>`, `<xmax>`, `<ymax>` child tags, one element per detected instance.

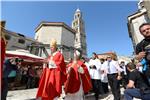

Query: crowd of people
<box><xmin>1</xmin><ymin>23</ymin><xmax>150</xmax><ymax>100</ymax></box>
<box><xmin>36</xmin><ymin>23</ymin><xmax>150</xmax><ymax>100</ymax></box>
<box><xmin>1</xmin><ymin>57</ymin><xmax>42</xmax><ymax>100</ymax></box>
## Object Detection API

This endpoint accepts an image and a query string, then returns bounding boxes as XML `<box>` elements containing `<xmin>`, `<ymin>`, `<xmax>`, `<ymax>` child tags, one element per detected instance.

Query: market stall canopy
<box><xmin>6</xmin><ymin>49</ymin><xmax>45</xmax><ymax>66</ymax></box>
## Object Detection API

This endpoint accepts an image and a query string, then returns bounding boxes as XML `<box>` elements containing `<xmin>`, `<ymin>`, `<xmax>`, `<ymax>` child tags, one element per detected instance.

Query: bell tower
<box><xmin>72</xmin><ymin>8</ymin><xmax>87</xmax><ymax>57</ymax></box>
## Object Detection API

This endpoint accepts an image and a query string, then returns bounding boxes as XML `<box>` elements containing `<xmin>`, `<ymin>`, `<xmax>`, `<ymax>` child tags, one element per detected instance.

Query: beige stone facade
<box><xmin>72</xmin><ymin>8</ymin><xmax>87</xmax><ymax>57</ymax></box>
<box><xmin>35</xmin><ymin>22</ymin><xmax>76</xmax><ymax>60</ymax></box>
<box><xmin>35</xmin><ymin>22</ymin><xmax>75</xmax><ymax>46</ymax></box>
<box><xmin>143</xmin><ymin>0</ymin><xmax>150</xmax><ymax>18</ymax></box>
<box><xmin>117</xmin><ymin>56</ymin><xmax>132</xmax><ymax>64</ymax></box>
<box><xmin>97</xmin><ymin>52</ymin><xmax>117</xmax><ymax>60</ymax></box>
<box><xmin>1</xmin><ymin>21</ymin><xmax>41</xmax><ymax>51</ymax></box>
<box><xmin>127</xmin><ymin>9</ymin><xmax>148</xmax><ymax>49</ymax></box>
<box><xmin>127</xmin><ymin>0</ymin><xmax>150</xmax><ymax>51</ymax></box>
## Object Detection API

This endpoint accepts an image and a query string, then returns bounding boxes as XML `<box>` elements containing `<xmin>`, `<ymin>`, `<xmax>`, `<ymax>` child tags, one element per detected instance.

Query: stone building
<box><xmin>117</xmin><ymin>56</ymin><xmax>132</xmax><ymax>65</ymax></box>
<box><xmin>127</xmin><ymin>0</ymin><xmax>150</xmax><ymax>51</ymax></box>
<box><xmin>1</xmin><ymin>8</ymin><xmax>88</xmax><ymax>61</ymax></box>
<box><xmin>72</xmin><ymin>8</ymin><xmax>87</xmax><ymax>57</ymax></box>
<box><xmin>97</xmin><ymin>52</ymin><xmax>117</xmax><ymax>60</ymax></box>
<box><xmin>127</xmin><ymin>8</ymin><xmax>148</xmax><ymax>50</ymax></box>
<box><xmin>140</xmin><ymin>0</ymin><xmax>150</xmax><ymax>18</ymax></box>
<box><xmin>1</xmin><ymin>21</ymin><xmax>48</xmax><ymax>58</ymax></box>
<box><xmin>34</xmin><ymin>8</ymin><xmax>88</xmax><ymax>60</ymax></box>
<box><xmin>34</xmin><ymin>22</ymin><xmax>76</xmax><ymax>60</ymax></box>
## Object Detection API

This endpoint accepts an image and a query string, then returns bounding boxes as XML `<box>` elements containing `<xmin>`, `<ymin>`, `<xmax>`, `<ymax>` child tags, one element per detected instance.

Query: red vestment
<box><xmin>36</xmin><ymin>51</ymin><xmax>66</xmax><ymax>100</ymax></box>
<box><xmin>1</xmin><ymin>38</ymin><xmax>6</xmax><ymax>84</ymax></box>
<box><xmin>65</xmin><ymin>60</ymin><xmax>92</xmax><ymax>94</ymax></box>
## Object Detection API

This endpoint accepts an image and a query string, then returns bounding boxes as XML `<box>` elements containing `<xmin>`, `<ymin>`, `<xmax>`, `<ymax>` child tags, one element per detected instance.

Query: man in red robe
<box><xmin>1</xmin><ymin>31</ymin><xmax>7</xmax><ymax>100</ymax></box>
<box><xmin>1</xmin><ymin>35</ymin><xmax>6</xmax><ymax>80</ymax></box>
<box><xmin>36</xmin><ymin>39</ymin><xmax>66</xmax><ymax>100</ymax></box>
<box><xmin>65</xmin><ymin>50</ymin><xmax>92</xmax><ymax>100</ymax></box>
<box><xmin>1</xmin><ymin>31</ymin><xmax>7</xmax><ymax>79</ymax></box>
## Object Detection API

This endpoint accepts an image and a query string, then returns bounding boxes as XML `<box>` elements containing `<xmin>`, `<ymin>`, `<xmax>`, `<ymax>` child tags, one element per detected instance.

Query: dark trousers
<box><xmin>2</xmin><ymin>78</ymin><xmax>8</xmax><ymax>100</ymax></box>
<box><xmin>102</xmin><ymin>82</ymin><xmax>109</xmax><ymax>94</ymax></box>
<box><xmin>21</xmin><ymin>75</ymin><xmax>28</xmax><ymax>85</ymax></box>
<box><xmin>91</xmin><ymin>79</ymin><xmax>104</xmax><ymax>100</ymax></box>
<box><xmin>34</xmin><ymin>77</ymin><xmax>40</xmax><ymax>88</ymax></box>
<box><xmin>26</xmin><ymin>76</ymin><xmax>34</xmax><ymax>89</ymax></box>
<box><xmin>120</xmin><ymin>74</ymin><xmax>128</xmax><ymax>89</ymax></box>
<box><xmin>107</xmin><ymin>74</ymin><xmax>121</xmax><ymax>100</ymax></box>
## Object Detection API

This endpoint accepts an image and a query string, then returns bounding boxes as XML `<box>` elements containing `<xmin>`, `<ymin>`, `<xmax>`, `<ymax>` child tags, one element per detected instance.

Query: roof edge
<box><xmin>35</xmin><ymin>21</ymin><xmax>76</xmax><ymax>34</ymax></box>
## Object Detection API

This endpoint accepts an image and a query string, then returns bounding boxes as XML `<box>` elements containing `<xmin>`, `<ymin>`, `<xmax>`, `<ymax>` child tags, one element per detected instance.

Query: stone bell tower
<box><xmin>72</xmin><ymin>8</ymin><xmax>87</xmax><ymax>57</ymax></box>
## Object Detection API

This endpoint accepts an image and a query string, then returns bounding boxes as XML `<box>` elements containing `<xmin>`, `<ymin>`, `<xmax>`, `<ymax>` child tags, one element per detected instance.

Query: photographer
<box><xmin>135</xmin><ymin>23</ymin><xmax>150</xmax><ymax>60</ymax></box>
<box><xmin>135</xmin><ymin>23</ymin><xmax>150</xmax><ymax>86</ymax></box>
<box><xmin>2</xmin><ymin>58</ymin><xmax>23</xmax><ymax>100</ymax></box>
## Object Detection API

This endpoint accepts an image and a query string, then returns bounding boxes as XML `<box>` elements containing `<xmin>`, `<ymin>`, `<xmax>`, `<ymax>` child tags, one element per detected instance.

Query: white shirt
<box><xmin>100</xmin><ymin>62</ymin><xmax>108</xmax><ymax>83</ymax></box>
<box><xmin>88</xmin><ymin>58</ymin><xmax>101</xmax><ymax>80</ymax></box>
<box><xmin>103</xmin><ymin>60</ymin><xmax>123</xmax><ymax>74</ymax></box>
<box><xmin>121</xmin><ymin>65</ymin><xmax>127</xmax><ymax>75</ymax></box>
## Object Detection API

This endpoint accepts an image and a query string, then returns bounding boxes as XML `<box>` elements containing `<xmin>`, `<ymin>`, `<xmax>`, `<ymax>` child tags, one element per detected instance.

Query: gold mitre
<box><xmin>50</xmin><ymin>38</ymin><xmax>57</xmax><ymax>47</ymax></box>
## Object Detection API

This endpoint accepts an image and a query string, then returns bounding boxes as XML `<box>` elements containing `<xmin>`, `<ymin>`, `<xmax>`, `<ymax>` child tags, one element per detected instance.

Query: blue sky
<box><xmin>1</xmin><ymin>1</ymin><xmax>138</xmax><ymax>57</ymax></box>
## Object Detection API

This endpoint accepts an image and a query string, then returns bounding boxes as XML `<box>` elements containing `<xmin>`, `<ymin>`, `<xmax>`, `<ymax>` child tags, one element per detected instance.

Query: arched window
<box><xmin>77</xmin><ymin>14</ymin><xmax>80</xmax><ymax>18</ymax></box>
<box><xmin>76</xmin><ymin>37</ymin><xmax>78</xmax><ymax>42</ymax></box>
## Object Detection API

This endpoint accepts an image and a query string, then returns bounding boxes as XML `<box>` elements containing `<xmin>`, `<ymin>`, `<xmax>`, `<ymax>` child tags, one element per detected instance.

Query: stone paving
<box><xmin>7</xmin><ymin>88</ymin><xmax>141</xmax><ymax>100</ymax></box>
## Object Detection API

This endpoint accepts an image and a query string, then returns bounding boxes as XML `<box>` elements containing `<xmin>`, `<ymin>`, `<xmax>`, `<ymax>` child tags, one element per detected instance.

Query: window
<box><xmin>76</xmin><ymin>37</ymin><xmax>78</xmax><ymax>42</ymax></box>
<box><xmin>18</xmin><ymin>39</ymin><xmax>25</xmax><ymax>44</ymax></box>
<box><xmin>77</xmin><ymin>14</ymin><xmax>80</xmax><ymax>18</ymax></box>
<box><xmin>5</xmin><ymin>34</ymin><xmax>11</xmax><ymax>40</ymax></box>
<box><xmin>74</xmin><ymin>23</ymin><xmax>75</xmax><ymax>26</ymax></box>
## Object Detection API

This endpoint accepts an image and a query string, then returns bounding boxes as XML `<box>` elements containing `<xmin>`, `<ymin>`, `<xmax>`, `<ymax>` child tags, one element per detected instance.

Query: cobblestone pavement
<box><xmin>7</xmin><ymin>88</ymin><xmax>141</xmax><ymax>100</ymax></box>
